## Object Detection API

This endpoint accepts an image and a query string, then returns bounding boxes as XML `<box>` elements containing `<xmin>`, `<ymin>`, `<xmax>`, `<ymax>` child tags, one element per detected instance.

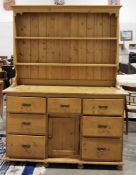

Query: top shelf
<box><xmin>15</xmin><ymin>37</ymin><xmax>118</xmax><ymax>40</ymax></box>
<box><xmin>12</xmin><ymin>5</ymin><xmax>121</xmax><ymax>14</ymax></box>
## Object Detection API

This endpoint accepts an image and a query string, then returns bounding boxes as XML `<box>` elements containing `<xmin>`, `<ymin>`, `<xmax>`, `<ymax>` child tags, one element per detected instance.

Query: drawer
<box><xmin>83</xmin><ymin>99</ymin><xmax>124</xmax><ymax>116</ymax></box>
<box><xmin>82</xmin><ymin>116</ymin><xmax>123</xmax><ymax>137</ymax></box>
<box><xmin>7</xmin><ymin>96</ymin><xmax>46</xmax><ymax>113</ymax></box>
<box><xmin>81</xmin><ymin>138</ymin><xmax>122</xmax><ymax>161</ymax></box>
<box><xmin>7</xmin><ymin>135</ymin><xmax>46</xmax><ymax>159</ymax></box>
<box><xmin>48</xmin><ymin>98</ymin><xmax>81</xmax><ymax>113</ymax></box>
<box><xmin>7</xmin><ymin>113</ymin><xmax>47</xmax><ymax>135</ymax></box>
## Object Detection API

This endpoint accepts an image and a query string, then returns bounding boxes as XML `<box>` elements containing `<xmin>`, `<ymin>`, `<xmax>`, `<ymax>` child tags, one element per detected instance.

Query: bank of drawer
<box><xmin>7</xmin><ymin>135</ymin><xmax>46</xmax><ymax>159</ymax></box>
<box><xmin>48</xmin><ymin>98</ymin><xmax>81</xmax><ymax>113</ymax></box>
<box><xmin>83</xmin><ymin>99</ymin><xmax>124</xmax><ymax>116</ymax></box>
<box><xmin>7</xmin><ymin>113</ymin><xmax>47</xmax><ymax>135</ymax></box>
<box><xmin>82</xmin><ymin>116</ymin><xmax>123</xmax><ymax>137</ymax></box>
<box><xmin>7</xmin><ymin>96</ymin><xmax>46</xmax><ymax>113</ymax></box>
<box><xmin>82</xmin><ymin>138</ymin><xmax>122</xmax><ymax>161</ymax></box>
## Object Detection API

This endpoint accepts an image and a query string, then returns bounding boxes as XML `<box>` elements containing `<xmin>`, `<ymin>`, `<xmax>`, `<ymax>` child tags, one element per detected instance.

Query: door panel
<box><xmin>48</xmin><ymin>117</ymin><xmax>79</xmax><ymax>157</ymax></box>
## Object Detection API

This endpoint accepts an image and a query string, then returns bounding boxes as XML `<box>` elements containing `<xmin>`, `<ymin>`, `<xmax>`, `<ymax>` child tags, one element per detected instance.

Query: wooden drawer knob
<box><xmin>96</xmin><ymin>147</ymin><xmax>107</xmax><ymax>152</ymax></box>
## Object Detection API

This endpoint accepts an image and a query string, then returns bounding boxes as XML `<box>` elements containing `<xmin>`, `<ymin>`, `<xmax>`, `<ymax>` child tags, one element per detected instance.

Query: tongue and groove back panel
<box><xmin>14</xmin><ymin>5</ymin><xmax>120</xmax><ymax>87</ymax></box>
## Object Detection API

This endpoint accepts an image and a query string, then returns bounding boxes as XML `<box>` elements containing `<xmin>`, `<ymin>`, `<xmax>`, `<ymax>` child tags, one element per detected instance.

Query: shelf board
<box><xmin>15</xmin><ymin>36</ymin><xmax>117</xmax><ymax>40</ymax></box>
<box><xmin>16</xmin><ymin>63</ymin><xmax>117</xmax><ymax>67</ymax></box>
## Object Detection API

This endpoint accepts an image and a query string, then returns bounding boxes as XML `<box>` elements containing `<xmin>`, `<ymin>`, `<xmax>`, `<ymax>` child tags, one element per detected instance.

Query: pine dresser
<box><xmin>3</xmin><ymin>5</ymin><xmax>126</xmax><ymax>169</ymax></box>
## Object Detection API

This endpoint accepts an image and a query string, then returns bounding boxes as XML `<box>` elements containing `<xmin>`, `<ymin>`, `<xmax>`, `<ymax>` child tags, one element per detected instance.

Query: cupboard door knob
<box><xmin>48</xmin><ymin>135</ymin><xmax>52</xmax><ymax>139</ymax></box>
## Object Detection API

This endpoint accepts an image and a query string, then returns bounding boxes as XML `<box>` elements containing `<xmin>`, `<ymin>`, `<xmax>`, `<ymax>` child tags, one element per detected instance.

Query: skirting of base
<box><xmin>3</xmin><ymin>155</ymin><xmax>123</xmax><ymax>169</ymax></box>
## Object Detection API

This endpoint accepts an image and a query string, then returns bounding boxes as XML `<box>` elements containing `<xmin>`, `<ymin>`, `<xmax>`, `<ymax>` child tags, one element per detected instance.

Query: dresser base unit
<box><xmin>3</xmin><ymin>85</ymin><xmax>126</xmax><ymax>169</ymax></box>
<box><xmin>3</xmin><ymin>156</ymin><xmax>123</xmax><ymax>169</ymax></box>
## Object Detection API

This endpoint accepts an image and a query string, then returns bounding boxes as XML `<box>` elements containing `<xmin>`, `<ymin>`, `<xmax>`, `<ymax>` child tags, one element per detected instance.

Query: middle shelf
<box><xmin>15</xmin><ymin>37</ymin><xmax>118</xmax><ymax>40</ymax></box>
<box><xmin>15</xmin><ymin>63</ymin><xmax>118</xmax><ymax>67</ymax></box>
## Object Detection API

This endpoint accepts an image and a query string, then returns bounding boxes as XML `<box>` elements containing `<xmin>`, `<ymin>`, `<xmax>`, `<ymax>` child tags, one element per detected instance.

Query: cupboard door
<box><xmin>48</xmin><ymin>117</ymin><xmax>79</xmax><ymax>157</ymax></box>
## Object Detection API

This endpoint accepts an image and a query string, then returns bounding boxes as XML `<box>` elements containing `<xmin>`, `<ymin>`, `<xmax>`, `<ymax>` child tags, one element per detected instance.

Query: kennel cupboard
<box><xmin>3</xmin><ymin>5</ymin><xmax>126</xmax><ymax>169</ymax></box>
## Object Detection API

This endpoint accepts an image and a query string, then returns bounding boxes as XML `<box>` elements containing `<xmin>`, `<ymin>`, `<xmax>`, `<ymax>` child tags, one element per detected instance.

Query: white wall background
<box><xmin>0</xmin><ymin>0</ymin><xmax>136</xmax><ymax>57</ymax></box>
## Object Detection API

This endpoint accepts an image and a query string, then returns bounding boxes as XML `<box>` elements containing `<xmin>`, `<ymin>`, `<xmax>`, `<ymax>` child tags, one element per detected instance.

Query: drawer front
<box><xmin>7</xmin><ymin>135</ymin><xmax>46</xmax><ymax>159</ymax></box>
<box><xmin>48</xmin><ymin>98</ymin><xmax>81</xmax><ymax>113</ymax></box>
<box><xmin>83</xmin><ymin>99</ymin><xmax>124</xmax><ymax>116</ymax></box>
<box><xmin>82</xmin><ymin>116</ymin><xmax>123</xmax><ymax>137</ymax></box>
<box><xmin>82</xmin><ymin>138</ymin><xmax>122</xmax><ymax>161</ymax></box>
<box><xmin>7</xmin><ymin>96</ymin><xmax>46</xmax><ymax>113</ymax></box>
<box><xmin>7</xmin><ymin>113</ymin><xmax>47</xmax><ymax>135</ymax></box>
